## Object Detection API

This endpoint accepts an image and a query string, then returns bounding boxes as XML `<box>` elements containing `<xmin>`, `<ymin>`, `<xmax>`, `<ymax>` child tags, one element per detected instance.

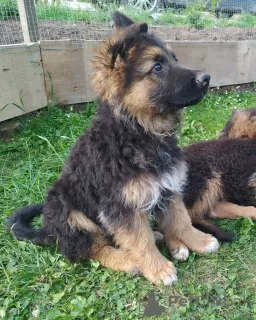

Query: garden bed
<box><xmin>0</xmin><ymin>19</ymin><xmax>256</xmax><ymax>44</ymax></box>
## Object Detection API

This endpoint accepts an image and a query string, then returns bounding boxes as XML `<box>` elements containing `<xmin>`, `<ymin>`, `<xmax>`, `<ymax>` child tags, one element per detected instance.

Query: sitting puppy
<box><xmin>6</xmin><ymin>12</ymin><xmax>218</xmax><ymax>285</ymax></box>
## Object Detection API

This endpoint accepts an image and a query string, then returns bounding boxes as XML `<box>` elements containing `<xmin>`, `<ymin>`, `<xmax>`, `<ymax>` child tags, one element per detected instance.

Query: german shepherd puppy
<box><xmin>219</xmin><ymin>108</ymin><xmax>256</xmax><ymax>139</ymax></box>
<box><xmin>190</xmin><ymin>108</ymin><xmax>256</xmax><ymax>242</ymax></box>
<box><xmin>169</xmin><ymin>110</ymin><xmax>256</xmax><ymax>254</ymax></box>
<box><xmin>6</xmin><ymin>12</ymin><xmax>219</xmax><ymax>285</ymax></box>
<box><xmin>184</xmin><ymin>138</ymin><xmax>256</xmax><ymax>236</ymax></box>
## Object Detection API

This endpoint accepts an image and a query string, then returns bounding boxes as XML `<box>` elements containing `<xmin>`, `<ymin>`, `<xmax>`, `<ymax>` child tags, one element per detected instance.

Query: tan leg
<box><xmin>210</xmin><ymin>202</ymin><xmax>256</xmax><ymax>220</ymax></box>
<box><xmin>68</xmin><ymin>210</ymin><xmax>138</xmax><ymax>274</ymax></box>
<box><xmin>158</xmin><ymin>193</ymin><xmax>219</xmax><ymax>260</ymax></box>
<box><xmin>68</xmin><ymin>210</ymin><xmax>176</xmax><ymax>285</ymax></box>
<box><xmin>90</xmin><ymin>234</ymin><xmax>139</xmax><ymax>274</ymax></box>
<box><xmin>112</xmin><ymin>212</ymin><xmax>177</xmax><ymax>286</ymax></box>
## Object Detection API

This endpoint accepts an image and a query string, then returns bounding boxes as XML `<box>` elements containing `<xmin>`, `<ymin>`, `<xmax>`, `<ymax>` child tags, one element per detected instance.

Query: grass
<box><xmin>1</xmin><ymin>0</ymin><xmax>255</xmax><ymax>29</ymax></box>
<box><xmin>35</xmin><ymin>3</ymin><xmax>256</xmax><ymax>29</ymax></box>
<box><xmin>1</xmin><ymin>90</ymin><xmax>256</xmax><ymax>319</ymax></box>
<box><xmin>36</xmin><ymin>3</ymin><xmax>113</xmax><ymax>23</ymax></box>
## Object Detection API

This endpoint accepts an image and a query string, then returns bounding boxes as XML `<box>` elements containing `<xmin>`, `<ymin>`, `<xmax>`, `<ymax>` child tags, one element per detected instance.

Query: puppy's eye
<box><xmin>153</xmin><ymin>63</ymin><xmax>162</xmax><ymax>72</ymax></box>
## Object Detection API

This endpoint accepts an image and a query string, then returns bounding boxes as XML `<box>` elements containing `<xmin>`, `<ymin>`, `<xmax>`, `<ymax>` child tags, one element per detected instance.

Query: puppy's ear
<box><xmin>138</xmin><ymin>23</ymin><xmax>148</xmax><ymax>33</ymax></box>
<box><xmin>113</xmin><ymin>11</ymin><xmax>148</xmax><ymax>34</ymax></box>
<box><xmin>112</xmin><ymin>11</ymin><xmax>135</xmax><ymax>30</ymax></box>
<box><xmin>110</xmin><ymin>22</ymin><xmax>148</xmax><ymax>63</ymax></box>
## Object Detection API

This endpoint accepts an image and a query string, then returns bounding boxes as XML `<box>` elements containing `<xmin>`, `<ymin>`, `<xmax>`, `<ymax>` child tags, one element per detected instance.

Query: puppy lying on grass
<box><xmin>170</xmin><ymin>109</ymin><xmax>256</xmax><ymax>259</ymax></box>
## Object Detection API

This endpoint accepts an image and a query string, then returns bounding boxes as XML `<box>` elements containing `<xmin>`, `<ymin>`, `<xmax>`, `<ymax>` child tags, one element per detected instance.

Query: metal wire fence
<box><xmin>0</xmin><ymin>0</ymin><xmax>256</xmax><ymax>45</ymax></box>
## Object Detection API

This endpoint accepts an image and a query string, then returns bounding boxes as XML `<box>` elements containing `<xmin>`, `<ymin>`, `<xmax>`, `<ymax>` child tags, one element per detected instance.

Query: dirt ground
<box><xmin>0</xmin><ymin>19</ymin><xmax>255</xmax><ymax>45</ymax></box>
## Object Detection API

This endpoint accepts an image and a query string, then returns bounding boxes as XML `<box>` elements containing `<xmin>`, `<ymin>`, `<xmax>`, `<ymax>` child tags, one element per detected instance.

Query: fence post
<box><xmin>17</xmin><ymin>0</ymin><xmax>40</xmax><ymax>43</ymax></box>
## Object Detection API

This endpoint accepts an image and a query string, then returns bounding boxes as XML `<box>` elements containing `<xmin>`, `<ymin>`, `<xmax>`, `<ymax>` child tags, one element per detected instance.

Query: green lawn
<box><xmin>1</xmin><ymin>90</ymin><xmax>256</xmax><ymax>320</ymax></box>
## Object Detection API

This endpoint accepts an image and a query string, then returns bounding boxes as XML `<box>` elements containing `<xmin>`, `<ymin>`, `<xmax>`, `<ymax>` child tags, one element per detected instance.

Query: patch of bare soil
<box><xmin>0</xmin><ymin>19</ymin><xmax>255</xmax><ymax>45</ymax></box>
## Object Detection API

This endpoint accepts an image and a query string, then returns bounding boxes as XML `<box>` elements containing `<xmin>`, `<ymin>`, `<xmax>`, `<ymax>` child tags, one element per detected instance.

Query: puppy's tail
<box><xmin>193</xmin><ymin>220</ymin><xmax>233</xmax><ymax>242</ymax></box>
<box><xmin>6</xmin><ymin>204</ymin><xmax>56</xmax><ymax>245</ymax></box>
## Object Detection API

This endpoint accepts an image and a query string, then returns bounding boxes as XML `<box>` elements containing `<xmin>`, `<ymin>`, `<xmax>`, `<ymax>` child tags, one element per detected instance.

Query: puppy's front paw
<box><xmin>142</xmin><ymin>257</ymin><xmax>177</xmax><ymax>286</ymax></box>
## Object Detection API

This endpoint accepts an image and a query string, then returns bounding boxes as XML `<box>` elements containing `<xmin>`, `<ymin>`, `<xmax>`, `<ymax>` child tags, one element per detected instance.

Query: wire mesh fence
<box><xmin>0</xmin><ymin>0</ymin><xmax>22</xmax><ymax>44</ymax></box>
<box><xmin>1</xmin><ymin>0</ymin><xmax>256</xmax><ymax>122</ymax></box>
<box><xmin>0</xmin><ymin>0</ymin><xmax>256</xmax><ymax>46</ymax></box>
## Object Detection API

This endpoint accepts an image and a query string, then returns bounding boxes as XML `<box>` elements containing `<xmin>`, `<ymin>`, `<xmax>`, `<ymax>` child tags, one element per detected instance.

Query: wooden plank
<box><xmin>17</xmin><ymin>0</ymin><xmax>30</xmax><ymax>43</ymax></box>
<box><xmin>0</xmin><ymin>43</ymin><xmax>47</xmax><ymax>122</ymax></box>
<box><xmin>41</xmin><ymin>40</ymin><xmax>100</xmax><ymax>105</ymax></box>
<box><xmin>17</xmin><ymin>0</ymin><xmax>40</xmax><ymax>43</ymax></box>
<box><xmin>1</xmin><ymin>40</ymin><xmax>255</xmax><ymax>122</ymax></box>
<box><xmin>169</xmin><ymin>40</ymin><xmax>256</xmax><ymax>87</ymax></box>
<box><xmin>41</xmin><ymin>40</ymin><xmax>256</xmax><ymax>106</ymax></box>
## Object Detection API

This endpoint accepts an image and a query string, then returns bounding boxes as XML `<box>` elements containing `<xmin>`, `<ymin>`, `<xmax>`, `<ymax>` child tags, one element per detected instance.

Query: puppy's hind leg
<box><xmin>210</xmin><ymin>202</ymin><xmax>256</xmax><ymax>220</ymax></box>
<box><xmin>106</xmin><ymin>211</ymin><xmax>177</xmax><ymax>286</ymax></box>
<box><xmin>67</xmin><ymin>210</ymin><xmax>138</xmax><ymax>274</ymax></box>
<box><xmin>69</xmin><ymin>210</ymin><xmax>177</xmax><ymax>285</ymax></box>
<box><xmin>90</xmin><ymin>234</ymin><xmax>139</xmax><ymax>274</ymax></box>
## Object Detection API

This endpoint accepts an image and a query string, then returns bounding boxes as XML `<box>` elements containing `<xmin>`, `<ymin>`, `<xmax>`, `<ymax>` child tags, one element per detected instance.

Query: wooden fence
<box><xmin>1</xmin><ymin>0</ymin><xmax>256</xmax><ymax>122</ymax></box>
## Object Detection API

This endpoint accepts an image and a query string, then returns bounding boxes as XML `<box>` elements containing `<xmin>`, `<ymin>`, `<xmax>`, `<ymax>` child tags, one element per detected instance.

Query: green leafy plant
<box><xmin>185</xmin><ymin>1</ymin><xmax>207</xmax><ymax>29</ymax></box>
<box><xmin>1</xmin><ymin>91</ymin><xmax>25</xmax><ymax>112</ymax></box>
<box><xmin>0</xmin><ymin>0</ymin><xmax>19</xmax><ymax>20</ymax></box>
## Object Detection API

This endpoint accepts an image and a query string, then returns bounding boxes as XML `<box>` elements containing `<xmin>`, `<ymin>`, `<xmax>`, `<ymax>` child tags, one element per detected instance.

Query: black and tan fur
<box><xmin>198</xmin><ymin>108</ymin><xmax>256</xmax><ymax>236</ymax></box>
<box><xmin>6</xmin><ymin>12</ymin><xmax>218</xmax><ymax>285</ymax></box>
<box><xmin>171</xmin><ymin>110</ymin><xmax>256</xmax><ymax>254</ymax></box>
<box><xmin>185</xmin><ymin>138</ymin><xmax>256</xmax><ymax>226</ymax></box>
<box><xmin>219</xmin><ymin>108</ymin><xmax>256</xmax><ymax>139</ymax></box>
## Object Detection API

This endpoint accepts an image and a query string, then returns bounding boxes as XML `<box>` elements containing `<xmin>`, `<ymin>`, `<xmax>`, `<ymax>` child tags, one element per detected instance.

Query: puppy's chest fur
<box><xmin>65</xmin><ymin>105</ymin><xmax>186</xmax><ymax>218</ymax></box>
<box><xmin>99</xmin><ymin>107</ymin><xmax>188</xmax><ymax>214</ymax></box>
<box><xmin>122</xmin><ymin>146</ymin><xmax>187</xmax><ymax>214</ymax></box>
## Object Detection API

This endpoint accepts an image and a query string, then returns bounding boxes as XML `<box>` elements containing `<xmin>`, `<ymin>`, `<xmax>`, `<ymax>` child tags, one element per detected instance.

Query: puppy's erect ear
<box><xmin>113</xmin><ymin>11</ymin><xmax>135</xmax><ymax>30</ymax></box>
<box><xmin>91</xmin><ymin>12</ymin><xmax>149</xmax><ymax>99</ymax></box>
<box><xmin>110</xmin><ymin>18</ymin><xmax>148</xmax><ymax>62</ymax></box>
<box><xmin>138</xmin><ymin>23</ymin><xmax>148</xmax><ymax>33</ymax></box>
<box><xmin>128</xmin><ymin>22</ymin><xmax>148</xmax><ymax>35</ymax></box>
<box><xmin>112</xmin><ymin>11</ymin><xmax>148</xmax><ymax>34</ymax></box>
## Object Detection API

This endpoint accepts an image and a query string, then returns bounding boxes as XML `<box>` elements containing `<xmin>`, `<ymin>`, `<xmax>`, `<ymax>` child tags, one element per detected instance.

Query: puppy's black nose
<box><xmin>196</xmin><ymin>73</ymin><xmax>211</xmax><ymax>87</ymax></box>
